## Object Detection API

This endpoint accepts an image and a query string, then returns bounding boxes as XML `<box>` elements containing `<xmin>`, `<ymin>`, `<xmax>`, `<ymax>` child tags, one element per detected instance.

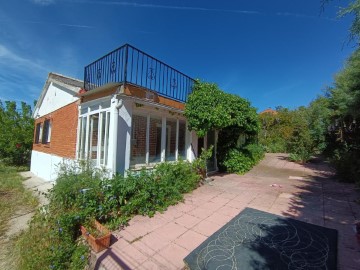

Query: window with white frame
<box><xmin>130</xmin><ymin>114</ymin><xmax>187</xmax><ymax>166</ymax></box>
<box><xmin>78</xmin><ymin>110</ymin><xmax>110</xmax><ymax>166</ymax></box>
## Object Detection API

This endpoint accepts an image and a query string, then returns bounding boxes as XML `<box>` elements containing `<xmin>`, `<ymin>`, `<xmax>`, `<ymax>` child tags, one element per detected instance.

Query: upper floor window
<box><xmin>42</xmin><ymin>119</ymin><xmax>51</xmax><ymax>144</ymax></box>
<box><xmin>35</xmin><ymin>123</ymin><xmax>42</xmax><ymax>144</ymax></box>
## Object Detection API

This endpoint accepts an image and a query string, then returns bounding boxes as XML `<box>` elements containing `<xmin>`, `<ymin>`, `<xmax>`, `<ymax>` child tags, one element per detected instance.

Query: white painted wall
<box><xmin>36</xmin><ymin>82</ymin><xmax>79</xmax><ymax>117</ymax></box>
<box><xmin>116</xmin><ymin>99</ymin><xmax>133</xmax><ymax>175</ymax></box>
<box><xmin>30</xmin><ymin>150</ymin><xmax>75</xmax><ymax>181</ymax></box>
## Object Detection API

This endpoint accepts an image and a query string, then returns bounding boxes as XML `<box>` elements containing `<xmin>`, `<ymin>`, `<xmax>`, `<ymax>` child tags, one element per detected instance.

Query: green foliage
<box><xmin>185</xmin><ymin>80</ymin><xmax>260</xmax><ymax>137</ymax></box>
<box><xmin>220</xmin><ymin>143</ymin><xmax>264</xmax><ymax>174</ymax></box>
<box><xmin>192</xmin><ymin>145</ymin><xmax>214</xmax><ymax>179</ymax></box>
<box><xmin>323</xmin><ymin>47</ymin><xmax>360</xmax><ymax>183</ymax></box>
<box><xmin>185</xmin><ymin>80</ymin><xmax>261</xmax><ymax>174</ymax></box>
<box><xmin>18</xmin><ymin>160</ymin><xmax>200</xmax><ymax>269</ymax></box>
<box><xmin>0</xmin><ymin>101</ymin><xmax>34</xmax><ymax>165</ymax></box>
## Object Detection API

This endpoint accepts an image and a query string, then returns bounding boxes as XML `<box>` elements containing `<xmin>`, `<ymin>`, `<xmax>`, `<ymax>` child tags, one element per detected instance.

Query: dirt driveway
<box><xmin>96</xmin><ymin>153</ymin><xmax>360</xmax><ymax>270</ymax></box>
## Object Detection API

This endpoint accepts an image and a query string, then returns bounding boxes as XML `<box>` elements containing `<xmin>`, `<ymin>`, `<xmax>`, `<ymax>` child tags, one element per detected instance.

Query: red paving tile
<box><xmin>96</xmin><ymin>153</ymin><xmax>360</xmax><ymax>269</ymax></box>
<box><xmin>174</xmin><ymin>213</ymin><xmax>202</xmax><ymax>229</ymax></box>
<box><xmin>174</xmin><ymin>230</ymin><xmax>207</xmax><ymax>251</ymax></box>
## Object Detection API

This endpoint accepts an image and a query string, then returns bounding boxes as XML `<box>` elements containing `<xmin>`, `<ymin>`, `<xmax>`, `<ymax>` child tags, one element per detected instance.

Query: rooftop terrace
<box><xmin>84</xmin><ymin>44</ymin><xmax>195</xmax><ymax>103</ymax></box>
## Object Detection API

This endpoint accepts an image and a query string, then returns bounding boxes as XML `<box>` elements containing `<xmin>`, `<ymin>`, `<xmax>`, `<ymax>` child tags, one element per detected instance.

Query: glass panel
<box><xmin>100</xmin><ymin>112</ymin><xmax>106</xmax><ymax>165</ymax></box>
<box><xmin>149</xmin><ymin>116</ymin><xmax>162</xmax><ymax>163</ymax></box>
<box><xmin>104</xmin><ymin>112</ymin><xmax>110</xmax><ymax>166</ymax></box>
<box><xmin>80</xmin><ymin>117</ymin><xmax>87</xmax><ymax>159</ymax></box>
<box><xmin>165</xmin><ymin>119</ymin><xmax>177</xmax><ymax>161</ymax></box>
<box><xmin>206</xmin><ymin>130</ymin><xmax>216</xmax><ymax>171</ymax></box>
<box><xmin>178</xmin><ymin>120</ymin><xmax>186</xmax><ymax>160</ymax></box>
<box><xmin>90</xmin><ymin>114</ymin><xmax>99</xmax><ymax>161</ymax></box>
<box><xmin>130</xmin><ymin>115</ymin><xmax>147</xmax><ymax>165</ymax></box>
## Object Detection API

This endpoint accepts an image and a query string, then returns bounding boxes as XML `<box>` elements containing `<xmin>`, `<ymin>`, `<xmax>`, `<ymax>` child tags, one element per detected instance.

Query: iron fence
<box><xmin>84</xmin><ymin>44</ymin><xmax>194</xmax><ymax>103</ymax></box>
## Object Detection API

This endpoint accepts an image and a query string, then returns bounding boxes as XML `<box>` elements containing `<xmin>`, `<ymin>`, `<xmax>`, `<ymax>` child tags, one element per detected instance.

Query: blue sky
<box><xmin>0</xmin><ymin>0</ymin><xmax>356</xmax><ymax>111</ymax></box>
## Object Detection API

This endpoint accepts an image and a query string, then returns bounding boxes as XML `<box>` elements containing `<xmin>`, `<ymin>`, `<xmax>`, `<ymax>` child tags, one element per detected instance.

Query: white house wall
<box><xmin>115</xmin><ymin>99</ymin><xmax>133</xmax><ymax>175</ymax></box>
<box><xmin>37</xmin><ymin>82</ymin><xmax>78</xmax><ymax>117</ymax></box>
<box><xmin>30</xmin><ymin>150</ymin><xmax>73</xmax><ymax>181</ymax></box>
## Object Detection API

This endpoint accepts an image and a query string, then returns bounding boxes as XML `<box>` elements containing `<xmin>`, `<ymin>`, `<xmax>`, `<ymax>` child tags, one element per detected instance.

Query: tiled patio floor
<box><xmin>95</xmin><ymin>153</ymin><xmax>360</xmax><ymax>270</ymax></box>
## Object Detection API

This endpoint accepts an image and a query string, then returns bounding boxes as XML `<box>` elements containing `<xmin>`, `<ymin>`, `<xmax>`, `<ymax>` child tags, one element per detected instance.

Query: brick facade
<box><xmin>33</xmin><ymin>101</ymin><xmax>79</xmax><ymax>159</ymax></box>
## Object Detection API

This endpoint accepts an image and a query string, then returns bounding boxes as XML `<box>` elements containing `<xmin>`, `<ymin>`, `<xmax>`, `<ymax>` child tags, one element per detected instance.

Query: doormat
<box><xmin>184</xmin><ymin>208</ymin><xmax>337</xmax><ymax>270</ymax></box>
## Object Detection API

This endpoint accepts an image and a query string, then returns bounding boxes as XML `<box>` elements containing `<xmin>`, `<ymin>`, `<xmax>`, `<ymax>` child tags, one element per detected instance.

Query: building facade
<box><xmin>31</xmin><ymin>44</ymin><xmax>217</xmax><ymax>181</ymax></box>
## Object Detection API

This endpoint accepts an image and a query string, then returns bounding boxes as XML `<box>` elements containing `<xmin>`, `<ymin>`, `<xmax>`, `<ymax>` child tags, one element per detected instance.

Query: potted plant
<box><xmin>80</xmin><ymin>219</ymin><xmax>111</xmax><ymax>253</ymax></box>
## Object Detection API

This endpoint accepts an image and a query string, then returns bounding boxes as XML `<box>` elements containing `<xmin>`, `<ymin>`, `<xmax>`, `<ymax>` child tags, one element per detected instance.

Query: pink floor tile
<box><xmin>139</xmin><ymin>232</ymin><xmax>169</xmax><ymax>252</ymax></box>
<box><xmin>174</xmin><ymin>229</ymin><xmax>207</xmax><ymax>251</ymax></box>
<box><xmin>217</xmin><ymin>205</ymin><xmax>242</xmax><ymax>218</ymax></box>
<box><xmin>205</xmin><ymin>212</ymin><xmax>232</xmax><ymax>226</ymax></box>
<box><xmin>175</xmin><ymin>213</ymin><xmax>202</xmax><ymax>229</ymax></box>
<box><xmin>188</xmin><ymin>206</ymin><xmax>214</xmax><ymax>219</ymax></box>
<box><xmin>192</xmin><ymin>219</ymin><xmax>223</xmax><ymax>237</ymax></box>
<box><xmin>158</xmin><ymin>243</ymin><xmax>189</xmax><ymax>268</ymax></box>
<box><xmin>154</xmin><ymin>222</ymin><xmax>187</xmax><ymax>241</ymax></box>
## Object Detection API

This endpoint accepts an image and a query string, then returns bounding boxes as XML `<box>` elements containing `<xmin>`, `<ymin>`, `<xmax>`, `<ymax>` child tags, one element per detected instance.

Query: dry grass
<box><xmin>0</xmin><ymin>163</ymin><xmax>38</xmax><ymax>270</ymax></box>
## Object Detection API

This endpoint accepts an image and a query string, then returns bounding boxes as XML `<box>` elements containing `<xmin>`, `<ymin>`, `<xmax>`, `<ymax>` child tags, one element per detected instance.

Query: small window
<box><xmin>35</xmin><ymin>123</ymin><xmax>41</xmax><ymax>144</ymax></box>
<box><xmin>42</xmin><ymin>119</ymin><xmax>51</xmax><ymax>144</ymax></box>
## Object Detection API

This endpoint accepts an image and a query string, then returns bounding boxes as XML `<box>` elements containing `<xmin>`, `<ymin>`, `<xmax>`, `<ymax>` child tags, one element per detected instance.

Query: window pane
<box><xmin>178</xmin><ymin>120</ymin><xmax>186</xmax><ymax>159</ymax></box>
<box><xmin>79</xmin><ymin>117</ymin><xmax>87</xmax><ymax>159</ymax></box>
<box><xmin>100</xmin><ymin>112</ymin><xmax>110</xmax><ymax>166</ymax></box>
<box><xmin>149</xmin><ymin>116</ymin><xmax>162</xmax><ymax>163</ymax></box>
<box><xmin>130</xmin><ymin>115</ymin><xmax>147</xmax><ymax>165</ymax></box>
<box><xmin>35</xmin><ymin>123</ymin><xmax>41</xmax><ymax>144</ymax></box>
<box><xmin>90</xmin><ymin>114</ymin><xmax>99</xmax><ymax>161</ymax></box>
<box><xmin>42</xmin><ymin>119</ymin><xmax>50</xmax><ymax>144</ymax></box>
<box><xmin>165</xmin><ymin>119</ymin><xmax>177</xmax><ymax>161</ymax></box>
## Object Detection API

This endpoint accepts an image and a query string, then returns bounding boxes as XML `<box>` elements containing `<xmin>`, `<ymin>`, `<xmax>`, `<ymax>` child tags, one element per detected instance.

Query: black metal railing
<box><xmin>84</xmin><ymin>44</ymin><xmax>194</xmax><ymax>103</ymax></box>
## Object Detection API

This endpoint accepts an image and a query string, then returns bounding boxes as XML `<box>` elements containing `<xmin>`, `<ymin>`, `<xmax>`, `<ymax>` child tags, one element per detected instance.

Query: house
<box><xmin>31</xmin><ymin>44</ymin><xmax>217</xmax><ymax>181</ymax></box>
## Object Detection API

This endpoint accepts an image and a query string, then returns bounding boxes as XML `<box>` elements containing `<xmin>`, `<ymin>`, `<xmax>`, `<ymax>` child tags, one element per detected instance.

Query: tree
<box><xmin>322</xmin><ymin>0</ymin><xmax>360</xmax><ymax>43</ymax></box>
<box><xmin>0</xmin><ymin>101</ymin><xmax>34</xmax><ymax>165</ymax></box>
<box><xmin>185</xmin><ymin>80</ymin><xmax>262</xmax><ymax>173</ymax></box>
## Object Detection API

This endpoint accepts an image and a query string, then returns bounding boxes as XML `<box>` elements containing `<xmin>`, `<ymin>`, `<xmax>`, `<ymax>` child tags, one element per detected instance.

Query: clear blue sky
<box><xmin>0</xmin><ymin>0</ymin><xmax>356</xmax><ymax>112</ymax></box>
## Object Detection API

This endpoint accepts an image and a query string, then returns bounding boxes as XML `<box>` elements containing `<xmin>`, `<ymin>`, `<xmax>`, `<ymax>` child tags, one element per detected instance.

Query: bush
<box><xmin>220</xmin><ymin>143</ymin><xmax>264</xmax><ymax>174</ymax></box>
<box><xmin>18</xmin><ymin>159</ymin><xmax>201</xmax><ymax>269</ymax></box>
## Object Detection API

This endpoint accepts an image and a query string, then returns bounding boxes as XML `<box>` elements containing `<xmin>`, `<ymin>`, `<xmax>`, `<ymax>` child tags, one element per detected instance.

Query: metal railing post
<box><xmin>124</xmin><ymin>45</ymin><xmax>129</xmax><ymax>84</ymax></box>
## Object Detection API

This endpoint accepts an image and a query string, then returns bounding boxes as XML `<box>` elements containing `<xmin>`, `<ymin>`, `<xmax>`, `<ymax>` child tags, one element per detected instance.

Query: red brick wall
<box><xmin>33</xmin><ymin>101</ymin><xmax>79</xmax><ymax>159</ymax></box>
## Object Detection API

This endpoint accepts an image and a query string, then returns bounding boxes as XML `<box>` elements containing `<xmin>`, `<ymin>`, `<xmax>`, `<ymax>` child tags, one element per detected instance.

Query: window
<box><xmin>148</xmin><ymin>116</ymin><xmax>162</xmax><ymax>163</ymax></box>
<box><xmin>78</xmin><ymin>111</ymin><xmax>110</xmax><ymax>166</ymax></box>
<box><xmin>35</xmin><ymin>123</ymin><xmax>41</xmax><ymax>144</ymax></box>
<box><xmin>178</xmin><ymin>120</ymin><xmax>186</xmax><ymax>159</ymax></box>
<box><xmin>165</xmin><ymin>119</ymin><xmax>177</xmax><ymax>161</ymax></box>
<box><xmin>42</xmin><ymin>119</ymin><xmax>51</xmax><ymax>144</ymax></box>
<box><xmin>130</xmin><ymin>115</ymin><xmax>147</xmax><ymax>165</ymax></box>
<box><xmin>90</xmin><ymin>115</ymin><xmax>99</xmax><ymax>161</ymax></box>
<box><xmin>130</xmin><ymin>114</ymin><xmax>188</xmax><ymax>166</ymax></box>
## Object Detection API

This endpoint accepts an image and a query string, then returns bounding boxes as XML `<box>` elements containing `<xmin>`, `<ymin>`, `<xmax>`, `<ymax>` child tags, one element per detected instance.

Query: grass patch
<box><xmin>0</xmin><ymin>163</ymin><xmax>37</xmax><ymax>236</ymax></box>
<box><xmin>0</xmin><ymin>162</ymin><xmax>38</xmax><ymax>270</ymax></box>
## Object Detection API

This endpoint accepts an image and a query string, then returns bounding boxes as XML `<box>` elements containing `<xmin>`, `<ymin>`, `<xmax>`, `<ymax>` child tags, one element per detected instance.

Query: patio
<box><xmin>95</xmin><ymin>153</ymin><xmax>360</xmax><ymax>270</ymax></box>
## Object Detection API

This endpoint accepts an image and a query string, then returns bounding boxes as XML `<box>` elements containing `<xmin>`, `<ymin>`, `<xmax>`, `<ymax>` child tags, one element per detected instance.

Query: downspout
<box><xmin>112</xmin><ymin>98</ymin><xmax>123</xmax><ymax>175</ymax></box>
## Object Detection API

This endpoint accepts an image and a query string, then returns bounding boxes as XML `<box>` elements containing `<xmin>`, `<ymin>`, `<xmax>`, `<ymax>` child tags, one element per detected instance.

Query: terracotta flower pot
<box><xmin>80</xmin><ymin>220</ymin><xmax>111</xmax><ymax>253</ymax></box>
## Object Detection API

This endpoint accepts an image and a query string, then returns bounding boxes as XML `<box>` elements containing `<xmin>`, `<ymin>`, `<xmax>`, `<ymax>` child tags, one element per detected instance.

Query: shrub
<box><xmin>18</xmin><ymin>159</ymin><xmax>201</xmax><ymax>269</ymax></box>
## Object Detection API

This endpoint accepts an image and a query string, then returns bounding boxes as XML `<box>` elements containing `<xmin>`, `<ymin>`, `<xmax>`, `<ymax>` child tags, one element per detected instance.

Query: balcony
<box><xmin>84</xmin><ymin>44</ymin><xmax>195</xmax><ymax>103</ymax></box>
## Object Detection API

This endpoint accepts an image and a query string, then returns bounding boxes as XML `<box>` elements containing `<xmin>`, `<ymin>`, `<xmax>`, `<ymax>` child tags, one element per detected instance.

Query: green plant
<box><xmin>0</xmin><ymin>101</ymin><xmax>34</xmax><ymax>166</ymax></box>
<box><xmin>18</xmin><ymin>159</ymin><xmax>202</xmax><ymax>269</ymax></box>
<box><xmin>221</xmin><ymin>149</ymin><xmax>254</xmax><ymax>174</ymax></box>
<box><xmin>192</xmin><ymin>145</ymin><xmax>213</xmax><ymax>180</ymax></box>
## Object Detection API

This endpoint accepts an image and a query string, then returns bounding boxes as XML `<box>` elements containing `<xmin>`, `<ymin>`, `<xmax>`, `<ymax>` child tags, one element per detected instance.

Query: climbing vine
<box><xmin>184</xmin><ymin>80</ymin><xmax>263</xmax><ymax>173</ymax></box>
